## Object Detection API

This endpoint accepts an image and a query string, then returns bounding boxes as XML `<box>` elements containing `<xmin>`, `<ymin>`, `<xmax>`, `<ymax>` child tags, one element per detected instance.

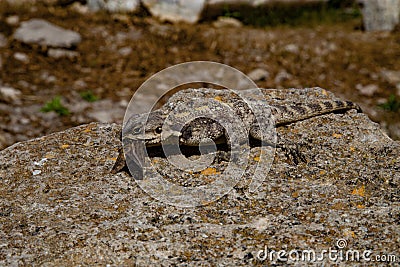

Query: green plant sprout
<box><xmin>40</xmin><ymin>96</ymin><xmax>70</xmax><ymax>116</ymax></box>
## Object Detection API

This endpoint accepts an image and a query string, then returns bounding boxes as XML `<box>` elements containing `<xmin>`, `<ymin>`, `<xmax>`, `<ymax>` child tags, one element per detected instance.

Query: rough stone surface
<box><xmin>142</xmin><ymin>0</ymin><xmax>206</xmax><ymax>24</ymax></box>
<box><xmin>13</xmin><ymin>18</ymin><xmax>82</xmax><ymax>48</ymax></box>
<box><xmin>0</xmin><ymin>89</ymin><xmax>399</xmax><ymax>265</ymax></box>
<box><xmin>361</xmin><ymin>0</ymin><xmax>400</xmax><ymax>31</ymax></box>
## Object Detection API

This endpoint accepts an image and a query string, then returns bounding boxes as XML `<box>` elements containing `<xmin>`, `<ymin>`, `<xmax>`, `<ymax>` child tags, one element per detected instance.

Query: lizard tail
<box><xmin>271</xmin><ymin>100</ymin><xmax>361</xmax><ymax>126</ymax></box>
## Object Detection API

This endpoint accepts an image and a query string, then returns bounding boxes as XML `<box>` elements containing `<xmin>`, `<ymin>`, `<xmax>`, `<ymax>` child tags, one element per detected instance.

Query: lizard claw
<box><xmin>277</xmin><ymin>142</ymin><xmax>307</xmax><ymax>165</ymax></box>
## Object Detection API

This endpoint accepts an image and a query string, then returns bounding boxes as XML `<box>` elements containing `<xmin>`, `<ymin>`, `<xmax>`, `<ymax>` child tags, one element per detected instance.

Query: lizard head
<box><xmin>122</xmin><ymin>110</ymin><xmax>167</xmax><ymax>146</ymax></box>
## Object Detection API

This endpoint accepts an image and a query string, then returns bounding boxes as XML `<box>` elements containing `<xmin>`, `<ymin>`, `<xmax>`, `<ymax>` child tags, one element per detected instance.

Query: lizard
<box><xmin>111</xmin><ymin>87</ymin><xmax>361</xmax><ymax>177</ymax></box>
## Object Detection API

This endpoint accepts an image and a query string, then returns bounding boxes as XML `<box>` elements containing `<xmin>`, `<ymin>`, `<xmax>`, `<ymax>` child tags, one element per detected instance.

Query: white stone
<box><xmin>284</xmin><ymin>44</ymin><xmax>299</xmax><ymax>54</ymax></box>
<box><xmin>48</xmin><ymin>48</ymin><xmax>79</xmax><ymax>59</ymax></box>
<box><xmin>118</xmin><ymin>47</ymin><xmax>132</xmax><ymax>56</ymax></box>
<box><xmin>87</xmin><ymin>0</ymin><xmax>141</xmax><ymax>12</ymax></box>
<box><xmin>14</xmin><ymin>19</ymin><xmax>81</xmax><ymax>48</ymax></box>
<box><xmin>32</xmin><ymin>170</ymin><xmax>41</xmax><ymax>176</ymax></box>
<box><xmin>213</xmin><ymin>17</ymin><xmax>243</xmax><ymax>27</ymax></box>
<box><xmin>361</xmin><ymin>0</ymin><xmax>400</xmax><ymax>31</ymax></box>
<box><xmin>247</xmin><ymin>68</ymin><xmax>270</xmax><ymax>82</ymax></box>
<box><xmin>381</xmin><ymin>69</ymin><xmax>400</xmax><ymax>85</ymax></box>
<box><xmin>40</xmin><ymin>71</ymin><xmax>57</xmax><ymax>84</ymax></box>
<box><xmin>71</xmin><ymin>2</ymin><xmax>90</xmax><ymax>14</ymax></box>
<box><xmin>274</xmin><ymin>70</ymin><xmax>292</xmax><ymax>84</ymax></box>
<box><xmin>355</xmin><ymin>84</ymin><xmax>379</xmax><ymax>96</ymax></box>
<box><xmin>14</xmin><ymin>52</ymin><xmax>29</xmax><ymax>63</ymax></box>
<box><xmin>105</xmin><ymin>0</ymin><xmax>140</xmax><ymax>12</ymax></box>
<box><xmin>6</xmin><ymin>15</ymin><xmax>19</xmax><ymax>26</ymax></box>
<box><xmin>142</xmin><ymin>0</ymin><xmax>207</xmax><ymax>24</ymax></box>
<box><xmin>87</xmin><ymin>0</ymin><xmax>103</xmax><ymax>11</ymax></box>
<box><xmin>0</xmin><ymin>86</ymin><xmax>22</xmax><ymax>103</ymax></box>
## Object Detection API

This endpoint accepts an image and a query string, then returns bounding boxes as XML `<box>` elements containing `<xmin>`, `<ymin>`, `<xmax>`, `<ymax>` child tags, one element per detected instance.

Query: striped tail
<box><xmin>271</xmin><ymin>100</ymin><xmax>361</xmax><ymax>125</ymax></box>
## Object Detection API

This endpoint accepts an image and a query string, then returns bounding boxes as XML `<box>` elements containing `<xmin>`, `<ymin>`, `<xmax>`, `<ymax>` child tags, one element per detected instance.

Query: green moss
<box><xmin>41</xmin><ymin>96</ymin><xmax>70</xmax><ymax>116</ymax></box>
<box><xmin>80</xmin><ymin>90</ymin><xmax>99</xmax><ymax>102</ymax></box>
<box><xmin>378</xmin><ymin>95</ymin><xmax>400</xmax><ymax>112</ymax></box>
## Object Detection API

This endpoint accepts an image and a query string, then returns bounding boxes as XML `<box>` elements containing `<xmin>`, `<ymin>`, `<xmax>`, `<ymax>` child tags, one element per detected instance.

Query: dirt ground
<box><xmin>0</xmin><ymin>2</ymin><xmax>400</xmax><ymax>150</ymax></box>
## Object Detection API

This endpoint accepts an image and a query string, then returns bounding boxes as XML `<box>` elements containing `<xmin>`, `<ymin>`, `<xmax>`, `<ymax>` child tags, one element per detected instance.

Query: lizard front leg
<box><xmin>250</xmin><ymin>124</ymin><xmax>308</xmax><ymax>165</ymax></box>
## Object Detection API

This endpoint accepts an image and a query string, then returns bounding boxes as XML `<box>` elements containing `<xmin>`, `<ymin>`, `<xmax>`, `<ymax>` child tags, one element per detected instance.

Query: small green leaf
<box><xmin>80</xmin><ymin>90</ymin><xmax>99</xmax><ymax>102</ymax></box>
<box><xmin>41</xmin><ymin>96</ymin><xmax>70</xmax><ymax>116</ymax></box>
<box><xmin>378</xmin><ymin>95</ymin><xmax>400</xmax><ymax>112</ymax></box>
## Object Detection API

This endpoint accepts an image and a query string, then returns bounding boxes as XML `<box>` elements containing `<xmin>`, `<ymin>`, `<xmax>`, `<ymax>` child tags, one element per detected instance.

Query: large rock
<box><xmin>360</xmin><ymin>0</ymin><xmax>400</xmax><ymax>31</ymax></box>
<box><xmin>0</xmin><ymin>88</ymin><xmax>399</xmax><ymax>265</ymax></box>
<box><xmin>142</xmin><ymin>0</ymin><xmax>207</xmax><ymax>23</ymax></box>
<box><xmin>14</xmin><ymin>19</ymin><xmax>81</xmax><ymax>48</ymax></box>
<box><xmin>87</xmin><ymin>0</ymin><xmax>141</xmax><ymax>12</ymax></box>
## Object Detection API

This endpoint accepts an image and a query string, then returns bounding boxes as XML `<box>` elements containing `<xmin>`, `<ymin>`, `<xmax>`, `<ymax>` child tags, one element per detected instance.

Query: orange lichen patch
<box><xmin>349</xmin><ymin>146</ymin><xmax>355</xmax><ymax>152</ymax></box>
<box><xmin>331</xmin><ymin>202</ymin><xmax>346</xmax><ymax>210</ymax></box>
<box><xmin>214</xmin><ymin>96</ymin><xmax>223</xmax><ymax>102</ymax></box>
<box><xmin>291</xmin><ymin>191</ymin><xmax>299</xmax><ymax>198</ymax></box>
<box><xmin>319</xmin><ymin>170</ymin><xmax>326</xmax><ymax>175</ymax></box>
<box><xmin>332</xmin><ymin>133</ymin><xmax>342</xmax><ymax>138</ymax></box>
<box><xmin>356</xmin><ymin>204</ymin><xmax>365</xmax><ymax>209</ymax></box>
<box><xmin>201</xmin><ymin>167</ymin><xmax>220</xmax><ymax>175</ymax></box>
<box><xmin>60</xmin><ymin>144</ymin><xmax>70</xmax><ymax>149</ymax></box>
<box><xmin>343</xmin><ymin>230</ymin><xmax>355</xmax><ymax>238</ymax></box>
<box><xmin>83</xmin><ymin>127</ymin><xmax>92</xmax><ymax>133</ymax></box>
<box><xmin>109</xmin><ymin>157</ymin><xmax>117</xmax><ymax>161</ymax></box>
<box><xmin>351</xmin><ymin>185</ymin><xmax>365</xmax><ymax>197</ymax></box>
<box><xmin>253</xmin><ymin>156</ymin><xmax>260</xmax><ymax>162</ymax></box>
<box><xmin>201</xmin><ymin>200</ymin><xmax>212</xmax><ymax>206</ymax></box>
<box><xmin>45</xmin><ymin>152</ymin><xmax>56</xmax><ymax>159</ymax></box>
<box><xmin>321</xmin><ymin>89</ymin><xmax>328</xmax><ymax>96</ymax></box>
<box><xmin>202</xmin><ymin>176</ymin><xmax>216</xmax><ymax>184</ymax></box>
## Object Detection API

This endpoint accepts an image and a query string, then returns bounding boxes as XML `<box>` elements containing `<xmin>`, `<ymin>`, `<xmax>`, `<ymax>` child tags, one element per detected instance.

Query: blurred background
<box><xmin>0</xmin><ymin>0</ymin><xmax>399</xmax><ymax>150</ymax></box>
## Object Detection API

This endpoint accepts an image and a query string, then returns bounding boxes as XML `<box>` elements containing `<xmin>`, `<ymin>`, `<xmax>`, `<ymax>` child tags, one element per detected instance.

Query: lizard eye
<box><xmin>133</xmin><ymin>127</ymin><xmax>141</xmax><ymax>134</ymax></box>
<box><xmin>155</xmin><ymin>126</ymin><xmax>162</xmax><ymax>134</ymax></box>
